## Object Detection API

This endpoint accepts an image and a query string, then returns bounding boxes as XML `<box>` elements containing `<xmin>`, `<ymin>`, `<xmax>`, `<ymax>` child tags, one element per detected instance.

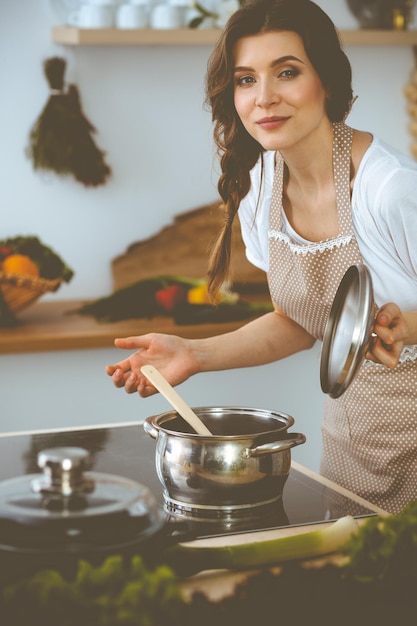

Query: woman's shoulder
<box><xmin>352</xmin><ymin>136</ymin><xmax>417</xmax><ymax>237</ymax></box>
<box><xmin>354</xmin><ymin>136</ymin><xmax>417</xmax><ymax>204</ymax></box>
<box><xmin>358</xmin><ymin>135</ymin><xmax>417</xmax><ymax>178</ymax></box>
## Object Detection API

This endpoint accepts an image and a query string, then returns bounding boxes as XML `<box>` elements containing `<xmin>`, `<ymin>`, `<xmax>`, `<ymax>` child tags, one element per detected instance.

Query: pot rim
<box><xmin>145</xmin><ymin>405</ymin><xmax>295</xmax><ymax>440</ymax></box>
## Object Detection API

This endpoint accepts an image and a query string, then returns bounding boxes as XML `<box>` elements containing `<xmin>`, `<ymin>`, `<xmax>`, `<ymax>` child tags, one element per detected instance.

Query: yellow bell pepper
<box><xmin>187</xmin><ymin>282</ymin><xmax>239</xmax><ymax>305</ymax></box>
<box><xmin>187</xmin><ymin>284</ymin><xmax>212</xmax><ymax>304</ymax></box>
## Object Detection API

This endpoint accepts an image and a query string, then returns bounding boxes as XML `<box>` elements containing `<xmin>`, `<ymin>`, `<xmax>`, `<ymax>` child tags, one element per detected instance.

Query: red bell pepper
<box><xmin>155</xmin><ymin>284</ymin><xmax>187</xmax><ymax>312</ymax></box>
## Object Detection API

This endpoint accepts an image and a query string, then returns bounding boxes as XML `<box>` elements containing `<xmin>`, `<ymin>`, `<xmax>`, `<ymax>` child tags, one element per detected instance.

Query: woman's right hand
<box><xmin>105</xmin><ymin>333</ymin><xmax>199</xmax><ymax>397</ymax></box>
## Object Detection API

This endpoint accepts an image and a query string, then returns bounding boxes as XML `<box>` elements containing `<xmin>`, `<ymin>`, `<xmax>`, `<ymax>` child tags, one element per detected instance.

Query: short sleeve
<box><xmin>378</xmin><ymin>167</ymin><xmax>417</xmax><ymax>278</ymax></box>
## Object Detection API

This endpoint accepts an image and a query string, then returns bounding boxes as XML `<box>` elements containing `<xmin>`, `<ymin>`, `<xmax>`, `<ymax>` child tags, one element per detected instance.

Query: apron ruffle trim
<box><xmin>268</xmin><ymin>229</ymin><xmax>352</xmax><ymax>255</ymax></box>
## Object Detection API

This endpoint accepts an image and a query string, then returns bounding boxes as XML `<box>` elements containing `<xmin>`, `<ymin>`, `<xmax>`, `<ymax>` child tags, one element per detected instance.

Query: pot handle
<box><xmin>242</xmin><ymin>432</ymin><xmax>306</xmax><ymax>458</ymax></box>
<box><xmin>143</xmin><ymin>418</ymin><xmax>159</xmax><ymax>440</ymax></box>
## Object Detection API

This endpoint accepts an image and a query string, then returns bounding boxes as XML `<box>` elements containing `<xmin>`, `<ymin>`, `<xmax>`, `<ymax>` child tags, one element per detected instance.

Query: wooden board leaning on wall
<box><xmin>111</xmin><ymin>201</ymin><xmax>268</xmax><ymax>296</ymax></box>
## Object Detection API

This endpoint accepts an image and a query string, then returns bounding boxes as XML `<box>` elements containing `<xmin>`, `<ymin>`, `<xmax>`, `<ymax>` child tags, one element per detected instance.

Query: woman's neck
<box><xmin>280</xmin><ymin>123</ymin><xmax>339</xmax><ymax>242</ymax></box>
<box><xmin>279</xmin><ymin>120</ymin><xmax>335</xmax><ymax>187</ymax></box>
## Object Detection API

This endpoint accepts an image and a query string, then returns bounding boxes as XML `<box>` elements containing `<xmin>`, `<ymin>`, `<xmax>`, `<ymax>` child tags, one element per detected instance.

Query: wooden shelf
<box><xmin>341</xmin><ymin>28</ymin><xmax>417</xmax><ymax>45</ymax></box>
<box><xmin>52</xmin><ymin>26</ymin><xmax>417</xmax><ymax>46</ymax></box>
<box><xmin>52</xmin><ymin>26</ymin><xmax>221</xmax><ymax>45</ymax></box>
<box><xmin>0</xmin><ymin>300</ymin><xmax>259</xmax><ymax>354</ymax></box>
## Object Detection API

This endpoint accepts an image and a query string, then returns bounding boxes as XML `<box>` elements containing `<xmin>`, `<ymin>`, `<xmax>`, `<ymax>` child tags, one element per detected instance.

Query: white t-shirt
<box><xmin>238</xmin><ymin>137</ymin><xmax>417</xmax><ymax>311</ymax></box>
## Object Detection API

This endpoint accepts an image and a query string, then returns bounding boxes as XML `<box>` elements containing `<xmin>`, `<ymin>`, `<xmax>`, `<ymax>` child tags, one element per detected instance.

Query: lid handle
<box><xmin>31</xmin><ymin>447</ymin><xmax>95</xmax><ymax>499</ymax></box>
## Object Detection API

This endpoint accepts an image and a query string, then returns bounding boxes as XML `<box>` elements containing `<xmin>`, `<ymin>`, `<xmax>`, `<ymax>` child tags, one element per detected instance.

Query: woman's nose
<box><xmin>255</xmin><ymin>80</ymin><xmax>279</xmax><ymax>107</ymax></box>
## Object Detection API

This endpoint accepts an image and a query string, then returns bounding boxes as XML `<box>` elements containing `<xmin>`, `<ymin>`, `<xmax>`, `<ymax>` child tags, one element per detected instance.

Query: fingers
<box><xmin>137</xmin><ymin>377</ymin><xmax>158</xmax><ymax>398</ymax></box>
<box><xmin>366</xmin><ymin>302</ymin><xmax>408</xmax><ymax>368</ymax></box>
<box><xmin>106</xmin><ymin>336</ymin><xmax>149</xmax><ymax>391</ymax></box>
<box><xmin>113</xmin><ymin>336</ymin><xmax>149</xmax><ymax>349</ymax></box>
<box><xmin>119</xmin><ymin>373</ymin><xmax>159</xmax><ymax>397</ymax></box>
<box><xmin>366</xmin><ymin>336</ymin><xmax>401</xmax><ymax>369</ymax></box>
<box><xmin>374</xmin><ymin>303</ymin><xmax>408</xmax><ymax>343</ymax></box>
<box><xmin>105</xmin><ymin>367</ymin><xmax>137</xmax><ymax>392</ymax></box>
<box><xmin>105</xmin><ymin>339</ymin><xmax>159</xmax><ymax>395</ymax></box>
<box><xmin>106</xmin><ymin>356</ymin><xmax>135</xmax><ymax>381</ymax></box>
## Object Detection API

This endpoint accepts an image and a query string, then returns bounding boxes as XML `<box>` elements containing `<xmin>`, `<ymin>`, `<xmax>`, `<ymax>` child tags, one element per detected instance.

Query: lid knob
<box><xmin>31</xmin><ymin>447</ymin><xmax>95</xmax><ymax>500</ymax></box>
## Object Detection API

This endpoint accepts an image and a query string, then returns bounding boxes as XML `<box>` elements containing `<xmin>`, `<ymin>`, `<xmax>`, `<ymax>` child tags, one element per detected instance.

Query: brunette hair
<box><xmin>205</xmin><ymin>0</ymin><xmax>353</xmax><ymax>296</ymax></box>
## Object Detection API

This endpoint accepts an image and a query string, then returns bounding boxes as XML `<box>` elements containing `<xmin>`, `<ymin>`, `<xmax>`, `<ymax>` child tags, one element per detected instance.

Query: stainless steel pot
<box><xmin>144</xmin><ymin>406</ymin><xmax>306</xmax><ymax>523</ymax></box>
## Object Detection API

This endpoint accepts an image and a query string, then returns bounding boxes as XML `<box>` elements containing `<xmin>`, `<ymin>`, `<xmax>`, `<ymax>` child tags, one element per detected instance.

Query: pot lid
<box><xmin>320</xmin><ymin>264</ymin><xmax>374</xmax><ymax>399</ymax></box>
<box><xmin>0</xmin><ymin>447</ymin><xmax>165</xmax><ymax>553</ymax></box>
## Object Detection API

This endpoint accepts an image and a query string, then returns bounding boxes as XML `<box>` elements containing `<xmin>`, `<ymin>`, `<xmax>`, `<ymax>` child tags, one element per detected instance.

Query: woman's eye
<box><xmin>279</xmin><ymin>68</ymin><xmax>300</xmax><ymax>79</ymax></box>
<box><xmin>236</xmin><ymin>75</ymin><xmax>256</xmax><ymax>86</ymax></box>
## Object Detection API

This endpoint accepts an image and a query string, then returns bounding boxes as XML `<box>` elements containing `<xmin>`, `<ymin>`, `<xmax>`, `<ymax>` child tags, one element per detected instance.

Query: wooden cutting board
<box><xmin>111</xmin><ymin>202</ymin><xmax>268</xmax><ymax>293</ymax></box>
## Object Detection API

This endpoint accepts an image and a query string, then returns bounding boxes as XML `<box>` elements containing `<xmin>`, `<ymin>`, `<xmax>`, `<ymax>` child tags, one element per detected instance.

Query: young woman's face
<box><xmin>233</xmin><ymin>30</ymin><xmax>329</xmax><ymax>152</ymax></box>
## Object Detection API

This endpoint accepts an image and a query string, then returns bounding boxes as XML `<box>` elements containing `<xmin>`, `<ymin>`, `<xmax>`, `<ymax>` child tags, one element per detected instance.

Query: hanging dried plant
<box><xmin>26</xmin><ymin>57</ymin><xmax>112</xmax><ymax>187</ymax></box>
<box><xmin>404</xmin><ymin>58</ymin><xmax>417</xmax><ymax>161</ymax></box>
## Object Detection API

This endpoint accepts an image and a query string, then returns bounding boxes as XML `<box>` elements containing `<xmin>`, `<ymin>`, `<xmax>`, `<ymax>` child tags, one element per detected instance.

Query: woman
<box><xmin>107</xmin><ymin>0</ymin><xmax>417</xmax><ymax>513</ymax></box>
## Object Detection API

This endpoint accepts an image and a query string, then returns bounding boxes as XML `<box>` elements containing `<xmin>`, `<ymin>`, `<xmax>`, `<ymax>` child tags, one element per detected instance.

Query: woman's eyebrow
<box><xmin>234</xmin><ymin>55</ymin><xmax>305</xmax><ymax>73</ymax></box>
<box><xmin>272</xmin><ymin>54</ymin><xmax>305</xmax><ymax>66</ymax></box>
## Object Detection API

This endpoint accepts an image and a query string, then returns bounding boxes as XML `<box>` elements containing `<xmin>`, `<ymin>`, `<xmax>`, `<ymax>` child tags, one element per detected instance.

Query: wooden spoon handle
<box><xmin>140</xmin><ymin>365</ymin><xmax>212</xmax><ymax>435</ymax></box>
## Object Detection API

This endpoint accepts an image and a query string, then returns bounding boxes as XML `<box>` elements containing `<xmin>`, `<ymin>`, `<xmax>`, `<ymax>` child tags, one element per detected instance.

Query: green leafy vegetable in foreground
<box><xmin>2</xmin><ymin>500</ymin><xmax>417</xmax><ymax>625</ymax></box>
<box><xmin>1</xmin><ymin>555</ymin><xmax>185</xmax><ymax>626</ymax></box>
<box><xmin>341</xmin><ymin>495</ymin><xmax>417</xmax><ymax>584</ymax></box>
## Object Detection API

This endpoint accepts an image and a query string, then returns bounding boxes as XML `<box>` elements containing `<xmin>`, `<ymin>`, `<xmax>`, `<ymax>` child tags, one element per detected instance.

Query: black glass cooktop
<box><xmin>0</xmin><ymin>423</ymin><xmax>376</xmax><ymax>539</ymax></box>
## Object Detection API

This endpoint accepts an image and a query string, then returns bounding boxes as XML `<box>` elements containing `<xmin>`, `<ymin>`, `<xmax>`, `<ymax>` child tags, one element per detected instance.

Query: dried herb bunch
<box><xmin>27</xmin><ymin>57</ymin><xmax>112</xmax><ymax>187</ymax></box>
<box><xmin>404</xmin><ymin>60</ymin><xmax>417</xmax><ymax>161</ymax></box>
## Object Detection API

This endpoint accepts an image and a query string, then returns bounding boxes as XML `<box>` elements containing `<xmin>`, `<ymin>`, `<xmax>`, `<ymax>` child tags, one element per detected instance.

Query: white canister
<box><xmin>150</xmin><ymin>3</ymin><xmax>186</xmax><ymax>28</ymax></box>
<box><xmin>116</xmin><ymin>3</ymin><xmax>149</xmax><ymax>28</ymax></box>
<box><xmin>87</xmin><ymin>0</ymin><xmax>116</xmax><ymax>5</ymax></box>
<box><xmin>67</xmin><ymin>3</ymin><xmax>115</xmax><ymax>28</ymax></box>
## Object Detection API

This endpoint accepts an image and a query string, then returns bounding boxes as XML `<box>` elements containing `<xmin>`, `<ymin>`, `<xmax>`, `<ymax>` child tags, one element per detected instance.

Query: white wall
<box><xmin>1</xmin><ymin>1</ymin><xmax>416</xmax><ymax>472</ymax></box>
<box><xmin>1</xmin><ymin>344</ymin><xmax>324</xmax><ymax>470</ymax></box>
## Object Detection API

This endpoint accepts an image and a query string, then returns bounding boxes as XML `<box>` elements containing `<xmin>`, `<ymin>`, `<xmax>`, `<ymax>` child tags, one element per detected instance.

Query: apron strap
<box><xmin>333</xmin><ymin>122</ymin><xmax>354</xmax><ymax>237</ymax></box>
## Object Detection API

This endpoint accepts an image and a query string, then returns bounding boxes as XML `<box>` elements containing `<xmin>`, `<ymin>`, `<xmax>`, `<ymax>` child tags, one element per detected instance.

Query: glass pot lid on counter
<box><xmin>320</xmin><ymin>264</ymin><xmax>375</xmax><ymax>399</ymax></box>
<box><xmin>0</xmin><ymin>446</ymin><xmax>166</xmax><ymax>556</ymax></box>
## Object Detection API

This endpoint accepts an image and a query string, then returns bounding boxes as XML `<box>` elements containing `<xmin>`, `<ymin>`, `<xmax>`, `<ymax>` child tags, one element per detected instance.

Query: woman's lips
<box><xmin>257</xmin><ymin>116</ymin><xmax>289</xmax><ymax>130</ymax></box>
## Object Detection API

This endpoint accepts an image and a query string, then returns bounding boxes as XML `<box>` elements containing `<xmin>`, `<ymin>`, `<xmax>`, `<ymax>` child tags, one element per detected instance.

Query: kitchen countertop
<box><xmin>0</xmin><ymin>299</ymin><xmax>257</xmax><ymax>354</ymax></box>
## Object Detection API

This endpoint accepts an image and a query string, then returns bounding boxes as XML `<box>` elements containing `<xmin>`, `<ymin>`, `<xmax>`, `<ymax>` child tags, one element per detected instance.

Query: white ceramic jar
<box><xmin>149</xmin><ymin>2</ymin><xmax>186</xmax><ymax>28</ymax></box>
<box><xmin>116</xmin><ymin>2</ymin><xmax>149</xmax><ymax>28</ymax></box>
<box><xmin>67</xmin><ymin>0</ymin><xmax>116</xmax><ymax>28</ymax></box>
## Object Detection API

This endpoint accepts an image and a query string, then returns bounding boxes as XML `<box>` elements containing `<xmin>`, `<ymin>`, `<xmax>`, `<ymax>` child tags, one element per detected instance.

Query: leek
<box><xmin>166</xmin><ymin>515</ymin><xmax>359</xmax><ymax>575</ymax></box>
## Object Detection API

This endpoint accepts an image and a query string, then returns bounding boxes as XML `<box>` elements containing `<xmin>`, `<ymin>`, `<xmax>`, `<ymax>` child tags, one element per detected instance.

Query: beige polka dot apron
<box><xmin>268</xmin><ymin>122</ymin><xmax>417</xmax><ymax>514</ymax></box>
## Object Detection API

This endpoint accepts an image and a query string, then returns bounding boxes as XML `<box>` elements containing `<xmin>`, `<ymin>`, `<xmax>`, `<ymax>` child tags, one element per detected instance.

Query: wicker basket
<box><xmin>0</xmin><ymin>271</ymin><xmax>62</xmax><ymax>315</ymax></box>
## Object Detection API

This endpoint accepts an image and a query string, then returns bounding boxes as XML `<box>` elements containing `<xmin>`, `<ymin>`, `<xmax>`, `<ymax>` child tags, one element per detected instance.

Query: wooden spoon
<box><xmin>140</xmin><ymin>365</ymin><xmax>212</xmax><ymax>435</ymax></box>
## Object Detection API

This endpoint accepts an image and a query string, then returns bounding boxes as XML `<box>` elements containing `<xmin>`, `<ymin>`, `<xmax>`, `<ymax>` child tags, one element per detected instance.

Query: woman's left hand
<box><xmin>366</xmin><ymin>302</ymin><xmax>409</xmax><ymax>368</ymax></box>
